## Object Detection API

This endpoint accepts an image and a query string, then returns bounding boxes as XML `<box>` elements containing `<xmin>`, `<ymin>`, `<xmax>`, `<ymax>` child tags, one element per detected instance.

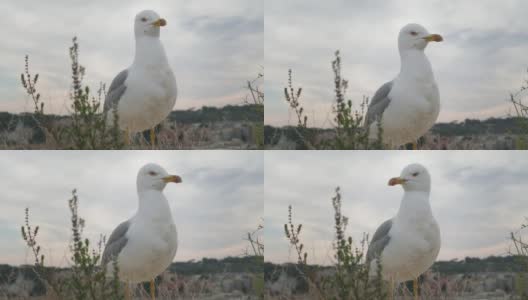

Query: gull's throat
<box><xmin>133</xmin><ymin>36</ymin><xmax>169</xmax><ymax>68</ymax></box>
<box><xmin>399</xmin><ymin>50</ymin><xmax>434</xmax><ymax>81</ymax></box>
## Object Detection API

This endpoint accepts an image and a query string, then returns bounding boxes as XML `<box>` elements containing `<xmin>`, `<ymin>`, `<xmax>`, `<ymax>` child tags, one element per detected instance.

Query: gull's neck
<box><xmin>136</xmin><ymin>189</ymin><xmax>173</xmax><ymax>222</ymax></box>
<box><xmin>399</xmin><ymin>49</ymin><xmax>434</xmax><ymax>82</ymax></box>
<box><xmin>396</xmin><ymin>190</ymin><xmax>434</xmax><ymax>224</ymax></box>
<box><xmin>133</xmin><ymin>36</ymin><xmax>169</xmax><ymax>69</ymax></box>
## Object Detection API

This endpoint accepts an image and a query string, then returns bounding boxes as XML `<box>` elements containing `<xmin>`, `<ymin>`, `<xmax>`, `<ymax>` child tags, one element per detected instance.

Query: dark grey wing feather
<box><xmin>102</xmin><ymin>220</ymin><xmax>130</xmax><ymax>265</ymax></box>
<box><xmin>366</xmin><ymin>219</ymin><xmax>393</xmax><ymax>262</ymax></box>
<box><xmin>365</xmin><ymin>81</ymin><xmax>393</xmax><ymax>127</ymax></box>
<box><xmin>104</xmin><ymin>70</ymin><xmax>128</xmax><ymax>113</ymax></box>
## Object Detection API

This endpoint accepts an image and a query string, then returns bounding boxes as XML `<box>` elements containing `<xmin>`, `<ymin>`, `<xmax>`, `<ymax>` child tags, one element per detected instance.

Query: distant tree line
<box><xmin>264</xmin><ymin>117</ymin><xmax>527</xmax><ymax>147</ymax></box>
<box><xmin>264</xmin><ymin>255</ymin><xmax>526</xmax><ymax>282</ymax></box>
<box><xmin>431</xmin><ymin>117</ymin><xmax>527</xmax><ymax>136</ymax></box>
<box><xmin>0</xmin><ymin>104</ymin><xmax>263</xmax><ymax>132</ymax></box>
<box><xmin>168</xmin><ymin>256</ymin><xmax>263</xmax><ymax>275</ymax></box>
<box><xmin>433</xmin><ymin>255</ymin><xmax>527</xmax><ymax>274</ymax></box>
<box><xmin>167</xmin><ymin>105</ymin><xmax>263</xmax><ymax>124</ymax></box>
<box><xmin>0</xmin><ymin>104</ymin><xmax>263</xmax><ymax>145</ymax></box>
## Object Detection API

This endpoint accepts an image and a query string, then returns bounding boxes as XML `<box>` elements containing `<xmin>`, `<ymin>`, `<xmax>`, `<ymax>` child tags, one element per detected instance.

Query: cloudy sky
<box><xmin>265</xmin><ymin>151</ymin><xmax>527</xmax><ymax>265</ymax></box>
<box><xmin>265</xmin><ymin>0</ymin><xmax>528</xmax><ymax>127</ymax></box>
<box><xmin>0</xmin><ymin>151</ymin><xmax>263</xmax><ymax>267</ymax></box>
<box><xmin>0</xmin><ymin>0</ymin><xmax>263</xmax><ymax>114</ymax></box>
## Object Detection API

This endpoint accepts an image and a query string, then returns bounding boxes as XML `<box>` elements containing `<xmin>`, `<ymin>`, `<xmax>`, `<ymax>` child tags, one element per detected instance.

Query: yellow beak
<box><xmin>162</xmin><ymin>175</ymin><xmax>182</xmax><ymax>183</ymax></box>
<box><xmin>424</xmin><ymin>34</ymin><xmax>443</xmax><ymax>42</ymax></box>
<box><xmin>388</xmin><ymin>177</ymin><xmax>407</xmax><ymax>186</ymax></box>
<box><xmin>152</xmin><ymin>18</ymin><xmax>167</xmax><ymax>27</ymax></box>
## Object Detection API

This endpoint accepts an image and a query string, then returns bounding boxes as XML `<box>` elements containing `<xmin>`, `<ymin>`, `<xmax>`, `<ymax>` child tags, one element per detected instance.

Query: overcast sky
<box><xmin>265</xmin><ymin>151</ymin><xmax>527</xmax><ymax>265</ymax></box>
<box><xmin>0</xmin><ymin>0</ymin><xmax>263</xmax><ymax>114</ymax></box>
<box><xmin>0</xmin><ymin>151</ymin><xmax>263</xmax><ymax>267</ymax></box>
<box><xmin>265</xmin><ymin>0</ymin><xmax>528</xmax><ymax>127</ymax></box>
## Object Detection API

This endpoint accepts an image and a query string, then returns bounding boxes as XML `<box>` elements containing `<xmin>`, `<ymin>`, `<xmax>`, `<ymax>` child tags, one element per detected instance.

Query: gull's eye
<box><xmin>148</xmin><ymin>171</ymin><xmax>157</xmax><ymax>176</ymax></box>
<box><xmin>412</xmin><ymin>172</ymin><xmax>419</xmax><ymax>177</ymax></box>
<box><xmin>410</xmin><ymin>31</ymin><xmax>418</xmax><ymax>36</ymax></box>
<box><xmin>141</xmin><ymin>17</ymin><xmax>148</xmax><ymax>22</ymax></box>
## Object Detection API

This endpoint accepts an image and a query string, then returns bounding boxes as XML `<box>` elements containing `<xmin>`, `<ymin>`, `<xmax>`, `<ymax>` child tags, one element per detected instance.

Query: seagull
<box><xmin>365</xmin><ymin>24</ymin><xmax>443</xmax><ymax>149</ymax></box>
<box><xmin>104</xmin><ymin>10</ymin><xmax>177</xmax><ymax>146</ymax></box>
<box><xmin>366</xmin><ymin>163</ymin><xmax>441</xmax><ymax>300</ymax></box>
<box><xmin>102</xmin><ymin>163</ymin><xmax>182</xmax><ymax>300</ymax></box>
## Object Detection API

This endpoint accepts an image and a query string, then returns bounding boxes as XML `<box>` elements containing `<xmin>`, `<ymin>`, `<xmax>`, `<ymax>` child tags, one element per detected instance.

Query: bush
<box><xmin>245</xmin><ymin>72</ymin><xmax>264</xmax><ymax>149</ymax></box>
<box><xmin>282</xmin><ymin>187</ymin><xmax>386</xmax><ymax>299</ymax></box>
<box><xmin>509</xmin><ymin>69</ymin><xmax>528</xmax><ymax>149</ymax></box>
<box><xmin>281</xmin><ymin>51</ymin><xmax>383</xmax><ymax>150</ymax></box>
<box><xmin>20</xmin><ymin>37</ymin><xmax>124</xmax><ymax>149</ymax></box>
<box><xmin>511</xmin><ymin>219</ymin><xmax>528</xmax><ymax>299</ymax></box>
<box><xmin>21</xmin><ymin>190</ymin><xmax>123</xmax><ymax>299</ymax></box>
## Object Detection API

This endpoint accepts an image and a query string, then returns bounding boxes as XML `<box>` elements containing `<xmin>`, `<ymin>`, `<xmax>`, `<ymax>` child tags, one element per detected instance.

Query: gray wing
<box><xmin>365</xmin><ymin>81</ymin><xmax>393</xmax><ymax>127</ymax></box>
<box><xmin>366</xmin><ymin>219</ymin><xmax>393</xmax><ymax>262</ymax></box>
<box><xmin>101</xmin><ymin>220</ymin><xmax>130</xmax><ymax>265</ymax></box>
<box><xmin>103</xmin><ymin>70</ymin><xmax>128</xmax><ymax>113</ymax></box>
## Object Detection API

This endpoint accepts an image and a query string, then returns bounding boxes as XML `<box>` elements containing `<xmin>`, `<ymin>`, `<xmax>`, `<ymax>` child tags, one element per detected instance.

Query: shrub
<box><xmin>282</xmin><ymin>187</ymin><xmax>386</xmax><ymax>299</ymax></box>
<box><xmin>246</xmin><ymin>72</ymin><xmax>264</xmax><ymax>149</ymax></box>
<box><xmin>281</xmin><ymin>51</ymin><xmax>383</xmax><ymax>149</ymax></box>
<box><xmin>511</xmin><ymin>219</ymin><xmax>528</xmax><ymax>299</ymax></box>
<box><xmin>21</xmin><ymin>190</ymin><xmax>123</xmax><ymax>300</ymax></box>
<box><xmin>20</xmin><ymin>37</ymin><xmax>124</xmax><ymax>149</ymax></box>
<box><xmin>509</xmin><ymin>69</ymin><xmax>528</xmax><ymax>149</ymax></box>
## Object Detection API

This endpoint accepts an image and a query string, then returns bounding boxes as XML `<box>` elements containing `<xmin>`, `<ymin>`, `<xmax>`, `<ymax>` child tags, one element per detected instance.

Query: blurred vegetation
<box><xmin>167</xmin><ymin>256</ymin><xmax>263</xmax><ymax>276</ymax></box>
<box><xmin>510</xmin><ymin>219</ymin><xmax>528</xmax><ymax>299</ymax></box>
<box><xmin>167</xmin><ymin>105</ymin><xmax>263</xmax><ymax>124</ymax></box>
<box><xmin>509</xmin><ymin>69</ymin><xmax>528</xmax><ymax>149</ymax></box>
<box><xmin>244</xmin><ymin>72</ymin><xmax>264</xmax><ymax>149</ymax></box>
<box><xmin>244</xmin><ymin>222</ymin><xmax>265</xmax><ymax>298</ymax></box>
<box><xmin>433</xmin><ymin>256</ymin><xmax>527</xmax><ymax>274</ymax></box>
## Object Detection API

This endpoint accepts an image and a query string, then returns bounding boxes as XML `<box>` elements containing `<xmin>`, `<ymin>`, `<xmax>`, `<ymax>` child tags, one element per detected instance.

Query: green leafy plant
<box><xmin>511</xmin><ymin>219</ymin><xmax>528</xmax><ymax>299</ymax></box>
<box><xmin>67</xmin><ymin>38</ymin><xmax>124</xmax><ymax>150</ymax></box>
<box><xmin>510</xmin><ymin>69</ymin><xmax>528</xmax><ymax>149</ymax></box>
<box><xmin>284</xmin><ymin>205</ymin><xmax>308</xmax><ymax>266</ymax></box>
<box><xmin>245</xmin><ymin>222</ymin><xmax>264</xmax><ymax>299</ymax></box>
<box><xmin>330</xmin><ymin>52</ymin><xmax>379</xmax><ymax>150</ymax></box>
<box><xmin>246</xmin><ymin>72</ymin><xmax>265</xmax><ymax>149</ymax></box>
<box><xmin>284</xmin><ymin>69</ymin><xmax>315</xmax><ymax>149</ymax></box>
<box><xmin>21</xmin><ymin>190</ymin><xmax>123</xmax><ymax>300</ymax></box>
<box><xmin>326</xmin><ymin>187</ymin><xmax>386</xmax><ymax>300</ymax></box>
<box><xmin>282</xmin><ymin>188</ymin><xmax>386</xmax><ymax>300</ymax></box>
<box><xmin>20</xmin><ymin>37</ymin><xmax>124</xmax><ymax>150</ymax></box>
<box><xmin>280</xmin><ymin>51</ymin><xmax>383</xmax><ymax>150</ymax></box>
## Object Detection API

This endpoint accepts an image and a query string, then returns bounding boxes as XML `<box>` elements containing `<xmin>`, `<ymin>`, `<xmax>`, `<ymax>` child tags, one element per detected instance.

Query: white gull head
<box><xmin>389</xmin><ymin>163</ymin><xmax>430</xmax><ymax>193</ymax></box>
<box><xmin>398</xmin><ymin>23</ymin><xmax>443</xmax><ymax>53</ymax></box>
<box><xmin>134</xmin><ymin>10</ymin><xmax>166</xmax><ymax>38</ymax></box>
<box><xmin>137</xmin><ymin>163</ymin><xmax>182</xmax><ymax>192</ymax></box>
